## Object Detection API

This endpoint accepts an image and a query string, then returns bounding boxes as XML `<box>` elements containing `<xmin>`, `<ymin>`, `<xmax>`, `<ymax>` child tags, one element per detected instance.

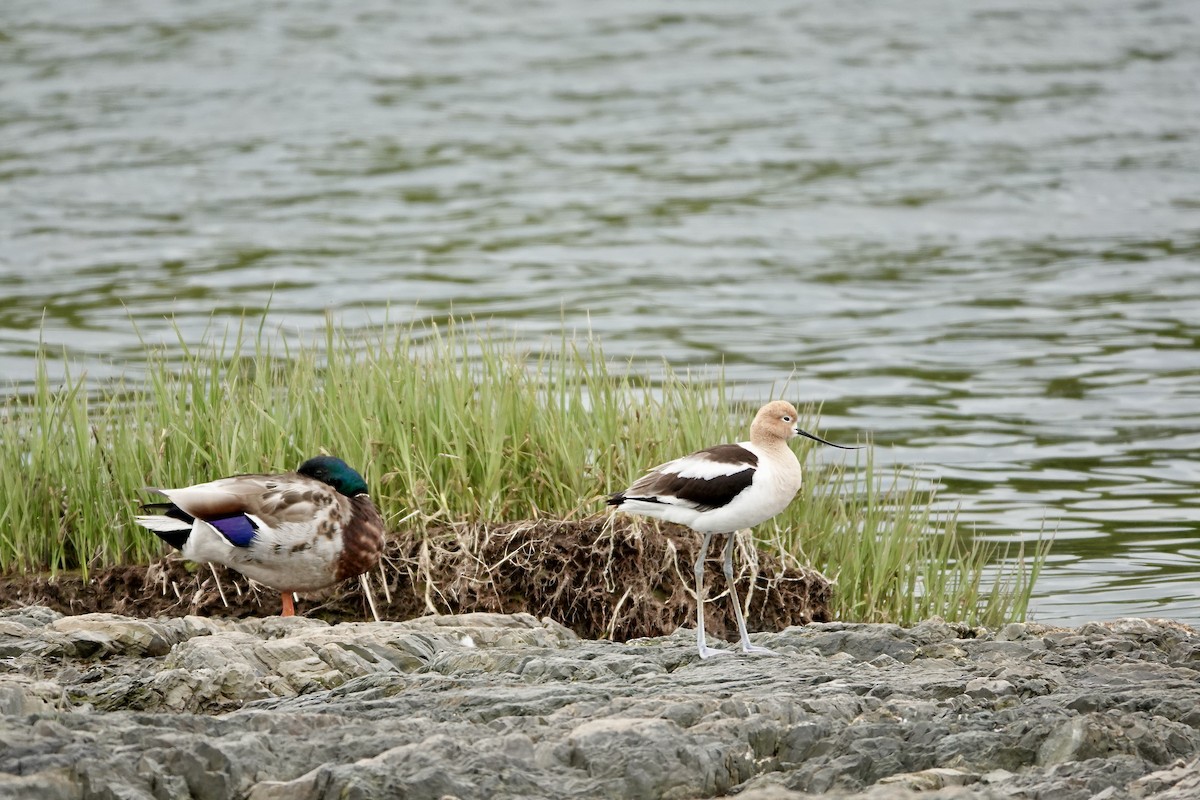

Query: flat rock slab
<box><xmin>2</xmin><ymin>609</ymin><xmax>1200</xmax><ymax>799</ymax></box>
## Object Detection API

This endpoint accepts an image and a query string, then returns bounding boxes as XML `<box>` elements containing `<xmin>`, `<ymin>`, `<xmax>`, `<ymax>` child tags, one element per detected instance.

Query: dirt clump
<box><xmin>0</xmin><ymin>517</ymin><xmax>831</xmax><ymax>641</ymax></box>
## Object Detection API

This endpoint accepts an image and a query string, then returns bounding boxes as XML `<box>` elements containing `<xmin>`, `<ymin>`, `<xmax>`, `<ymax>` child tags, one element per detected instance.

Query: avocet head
<box><xmin>751</xmin><ymin>401</ymin><xmax>862</xmax><ymax>449</ymax></box>
<box><xmin>751</xmin><ymin>401</ymin><xmax>803</xmax><ymax>442</ymax></box>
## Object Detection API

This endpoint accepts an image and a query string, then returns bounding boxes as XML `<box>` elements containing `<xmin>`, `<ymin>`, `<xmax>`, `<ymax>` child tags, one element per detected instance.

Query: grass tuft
<box><xmin>0</xmin><ymin>316</ymin><xmax>1047</xmax><ymax>626</ymax></box>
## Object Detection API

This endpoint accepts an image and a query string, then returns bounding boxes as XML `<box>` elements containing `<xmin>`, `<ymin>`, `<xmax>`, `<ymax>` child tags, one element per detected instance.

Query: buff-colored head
<box><xmin>750</xmin><ymin>401</ymin><xmax>802</xmax><ymax>443</ymax></box>
<box><xmin>750</xmin><ymin>400</ymin><xmax>863</xmax><ymax>450</ymax></box>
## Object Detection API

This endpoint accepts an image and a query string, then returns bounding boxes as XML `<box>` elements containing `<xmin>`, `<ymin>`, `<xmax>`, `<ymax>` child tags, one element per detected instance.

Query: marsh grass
<box><xmin>762</xmin><ymin>448</ymin><xmax>1048</xmax><ymax>627</ymax></box>
<box><xmin>0</xmin><ymin>317</ymin><xmax>1047</xmax><ymax>626</ymax></box>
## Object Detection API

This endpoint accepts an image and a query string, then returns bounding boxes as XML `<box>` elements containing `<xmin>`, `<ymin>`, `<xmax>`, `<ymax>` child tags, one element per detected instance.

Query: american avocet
<box><xmin>608</xmin><ymin>401</ymin><xmax>859</xmax><ymax>658</ymax></box>
<box><xmin>135</xmin><ymin>456</ymin><xmax>385</xmax><ymax>617</ymax></box>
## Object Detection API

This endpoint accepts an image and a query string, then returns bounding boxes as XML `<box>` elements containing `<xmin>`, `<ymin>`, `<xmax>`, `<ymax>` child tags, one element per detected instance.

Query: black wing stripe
<box><xmin>628</xmin><ymin>467</ymin><xmax>756</xmax><ymax>512</ymax></box>
<box><xmin>693</xmin><ymin>443</ymin><xmax>759</xmax><ymax>469</ymax></box>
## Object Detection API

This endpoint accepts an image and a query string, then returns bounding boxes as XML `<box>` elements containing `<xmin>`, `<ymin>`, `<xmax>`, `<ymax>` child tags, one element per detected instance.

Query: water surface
<box><xmin>3</xmin><ymin>0</ymin><xmax>1199</xmax><ymax>623</ymax></box>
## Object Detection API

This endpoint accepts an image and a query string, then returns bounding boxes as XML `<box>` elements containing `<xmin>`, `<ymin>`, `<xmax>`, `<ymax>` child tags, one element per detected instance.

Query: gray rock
<box><xmin>776</xmin><ymin>626</ymin><xmax>920</xmax><ymax>663</ymax></box>
<box><xmin>996</xmin><ymin>622</ymin><xmax>1029</xmax><ymax>641</ymax></box>
<box><xmin>878</xmin><ymin>767</ymin><xmax>979</xmax><ymax>790</ymax></box>
<box><xmin>1038</xmin><ymin>715</ymin><xmax>1127</xmax><ymax>765</ymax></box>
<box><xmin>49</xmin><ymin>615</ymin><xmax>175</xmax><ymax>658</ymax></box>
<box><xmin>964</xmin><ymin>678</ymin><xmax>1017</xmax><ymax>700</ymax></box>
<box><xmin>0</xmin><ymin>768</ymin><xmax>81</xmax><ymax>800</ymax></box>
<box><xmin>1130</xmin><ymin>757</ymin><xmax>1200</xmax><ymax>799</ymax></box>
<box><xmin>1</xmin><ymin>609</ymin><xmax>1199</xmax><ymax>799</ymax></box>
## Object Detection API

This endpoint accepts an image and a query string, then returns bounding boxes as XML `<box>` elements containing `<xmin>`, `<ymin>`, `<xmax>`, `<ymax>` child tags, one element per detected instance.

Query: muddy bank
<box><xmin>0</xmin><ymin>519</ymin><xmax>832</xmax><ymax>642</ymax></box>
<box><xmin>2</xmin><ymin>609</ymin><xmax>1200</xmax><ymax>799</ymax></box>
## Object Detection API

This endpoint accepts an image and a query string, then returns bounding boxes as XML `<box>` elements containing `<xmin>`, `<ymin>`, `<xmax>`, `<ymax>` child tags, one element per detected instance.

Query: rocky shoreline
<box><xmin>2</xmin><ymin>607</ymin><xmax>1200</xmax><ymax>799</ymax></box>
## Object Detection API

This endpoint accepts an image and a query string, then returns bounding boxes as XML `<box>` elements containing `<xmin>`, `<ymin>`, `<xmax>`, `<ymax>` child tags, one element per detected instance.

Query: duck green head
<box><xmin>298</xmin><ymin>456</ymin><xmax>370</xmax><ymax>497</ymax></box>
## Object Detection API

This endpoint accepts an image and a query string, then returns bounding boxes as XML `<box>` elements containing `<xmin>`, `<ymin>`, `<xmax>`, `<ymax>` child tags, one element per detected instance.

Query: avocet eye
<box><xmin>782</xmin><ymin>415</ymin><xmax>792</xmax><ymax>422</ymax></box>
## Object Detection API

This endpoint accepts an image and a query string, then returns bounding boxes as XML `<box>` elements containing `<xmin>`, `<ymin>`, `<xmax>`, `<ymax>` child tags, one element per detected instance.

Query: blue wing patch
<box><xmin>207</xmin><ymin>514</ymin><xmax>258</xmax><ymax>547</ymax></box>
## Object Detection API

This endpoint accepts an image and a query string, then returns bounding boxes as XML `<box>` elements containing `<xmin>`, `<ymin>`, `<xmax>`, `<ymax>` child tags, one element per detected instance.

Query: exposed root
<box><xmin>0</xmin><ymin>517</ymin><xmax>832</xmax><ymax>640</ymax></box>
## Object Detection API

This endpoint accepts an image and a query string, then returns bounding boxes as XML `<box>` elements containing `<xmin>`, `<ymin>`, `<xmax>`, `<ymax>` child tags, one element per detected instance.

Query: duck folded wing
<box><xmin>154</xmin><ymin>474</ymin><xmax>342</xmax><ymax>527</ymax></box>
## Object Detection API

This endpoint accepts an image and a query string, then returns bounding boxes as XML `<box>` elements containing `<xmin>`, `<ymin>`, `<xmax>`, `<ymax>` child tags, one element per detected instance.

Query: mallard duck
<box><xmin>608</xmin><ymin>401</ymin><xmax>859</xmax><ymax>658</ymax></box>
<box><xmin>135</xmin><ymin>455</ymin><xmax>385</xmax><ymax>617</ymax></box>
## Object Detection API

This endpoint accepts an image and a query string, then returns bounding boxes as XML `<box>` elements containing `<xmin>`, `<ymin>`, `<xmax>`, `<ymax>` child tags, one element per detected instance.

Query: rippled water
<box><xmin>3</xmin><ymin>0</ymin><xmax>1199</xmax><ymax>624</ymax></box>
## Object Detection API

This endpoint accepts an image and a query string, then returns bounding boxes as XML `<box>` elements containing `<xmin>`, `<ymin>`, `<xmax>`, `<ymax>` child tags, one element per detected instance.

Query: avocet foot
<box><xmin>698</xmin><ymin>643</ymin><xmax>734</xmax><ymax>659</ymax></box>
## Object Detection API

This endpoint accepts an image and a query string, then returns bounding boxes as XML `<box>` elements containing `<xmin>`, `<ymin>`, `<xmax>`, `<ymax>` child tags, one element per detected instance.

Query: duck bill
<box><xmin>795</xmin><ymin>427</ymin><xmax>861</xmax><ymax>449</ymax></box>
